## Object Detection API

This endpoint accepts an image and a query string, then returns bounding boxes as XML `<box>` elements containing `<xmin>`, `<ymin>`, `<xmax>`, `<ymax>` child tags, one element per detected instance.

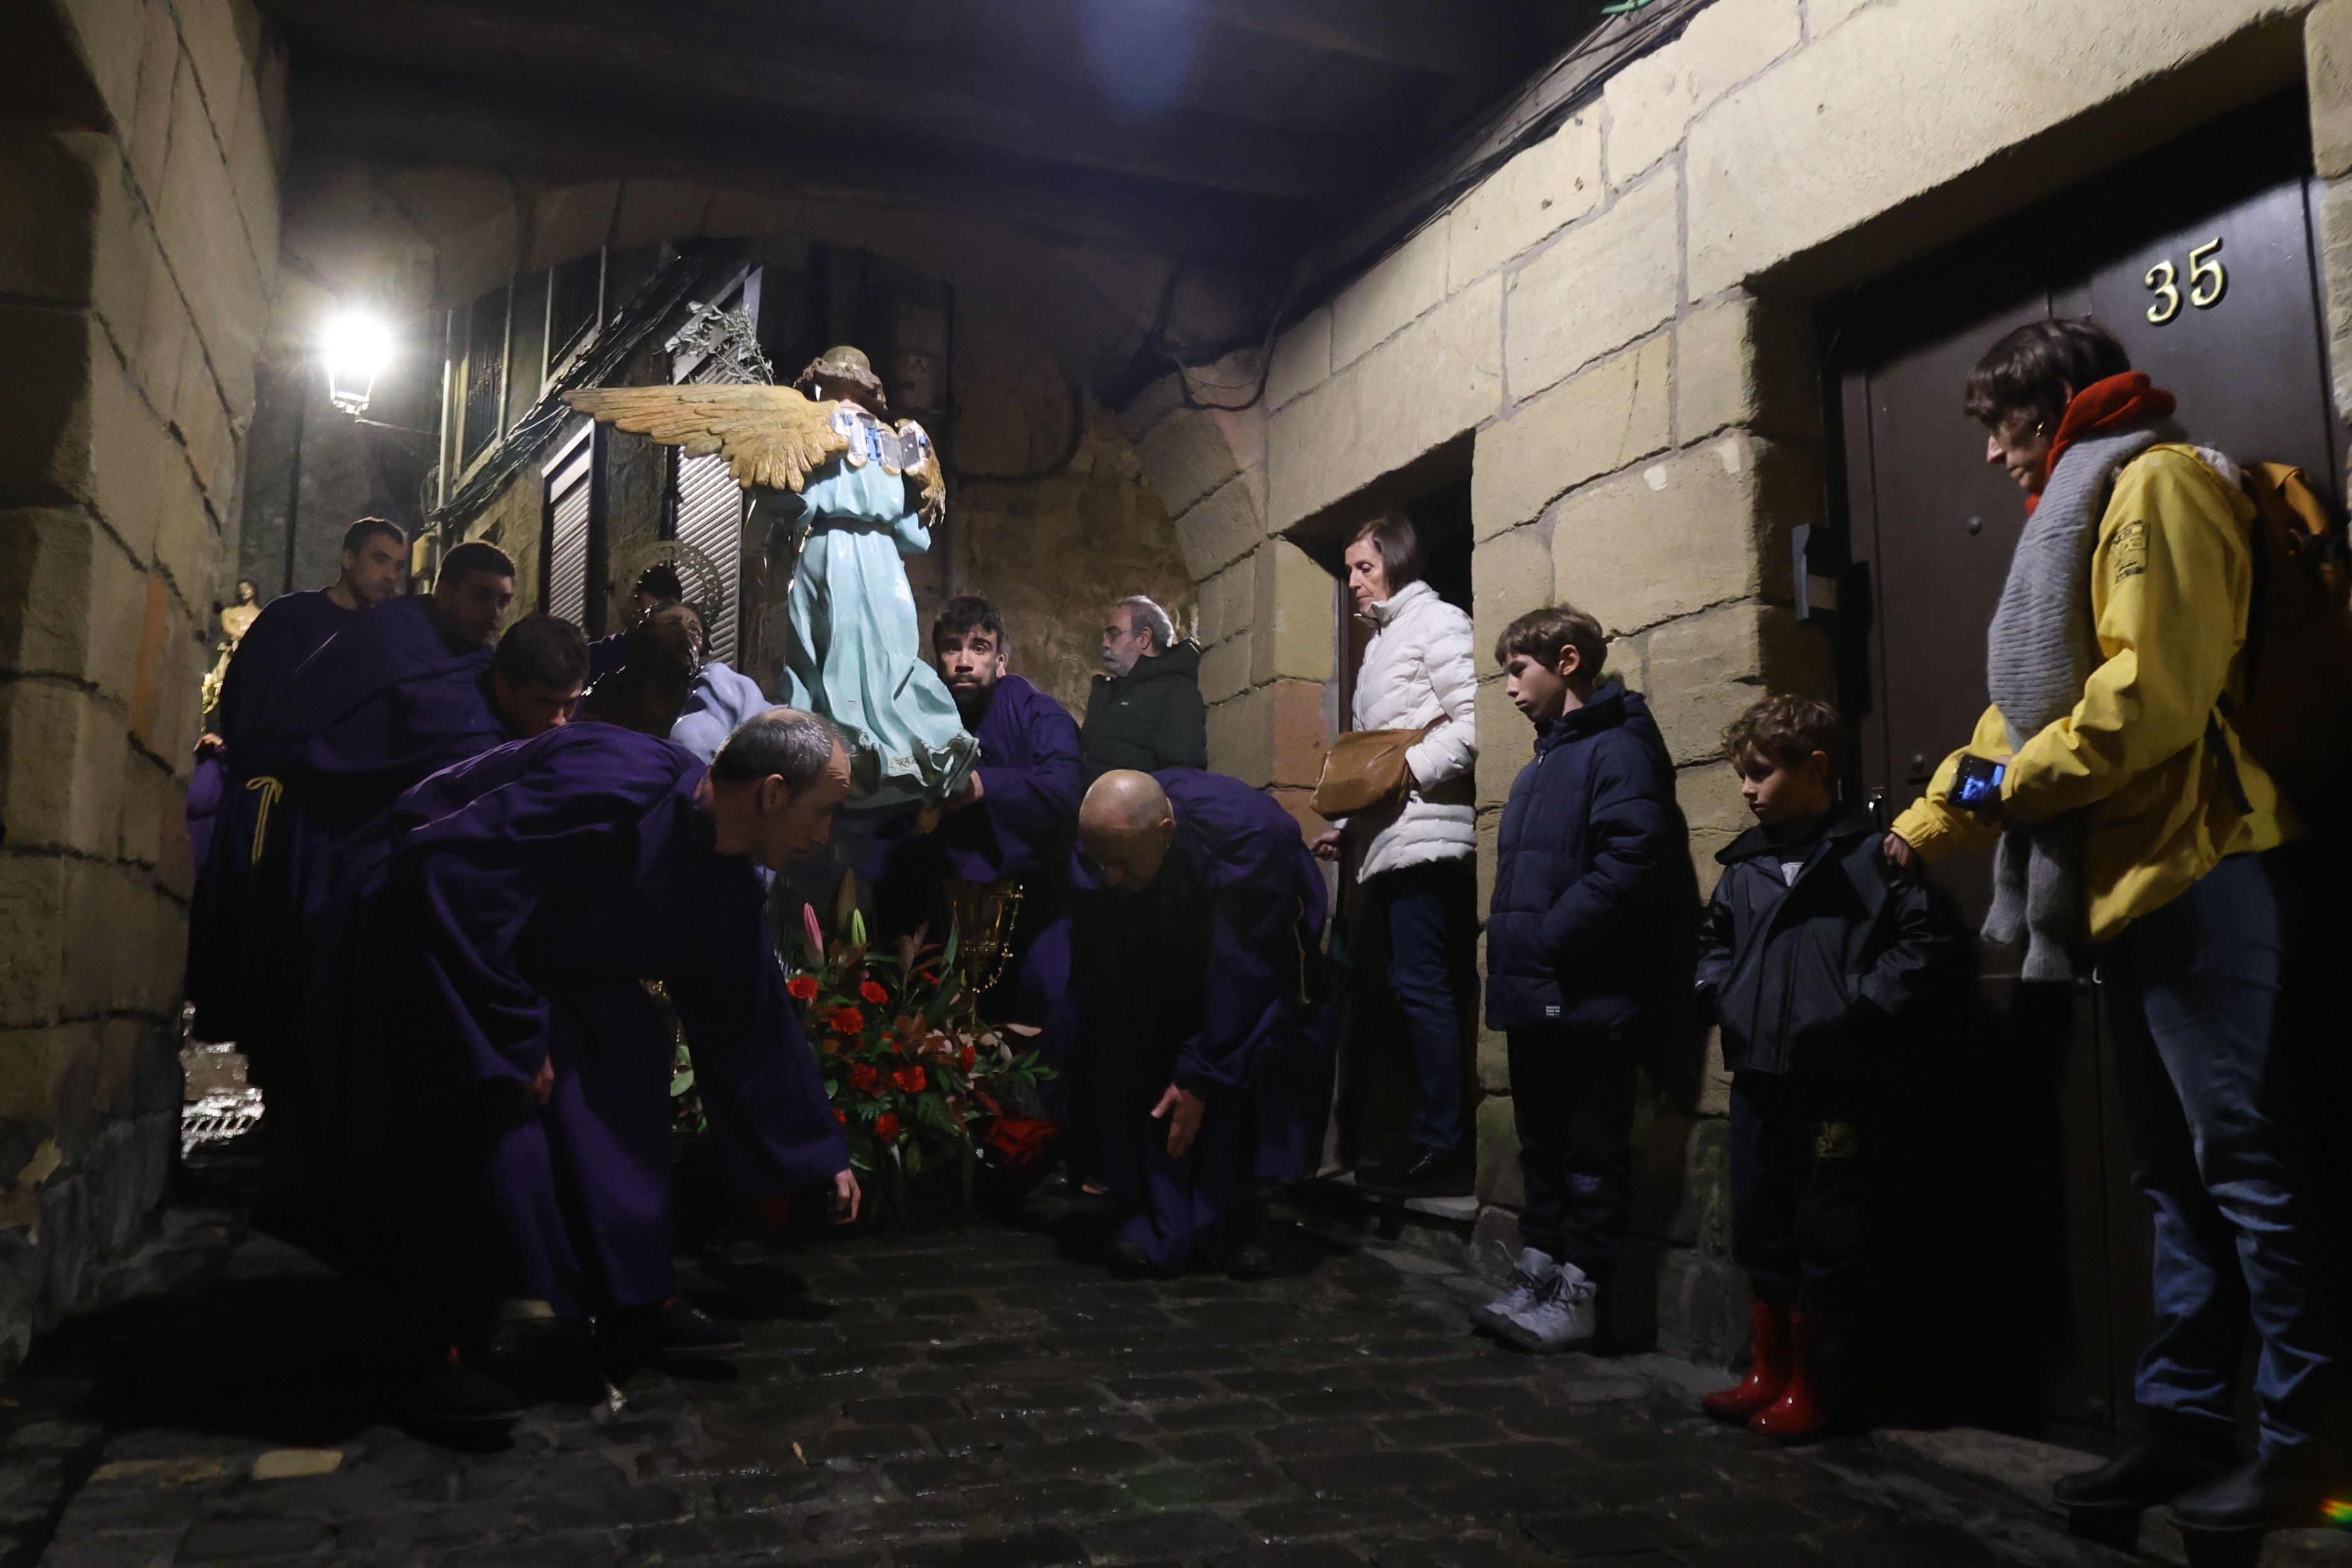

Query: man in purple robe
<box><xmin>879</xmin><ymin>597</ymin><xmax>1081</xmax><ymax>1054</ymax></box>
<box><xmin>229</xmin><ymin>545</ymin><xmax>567</xmax><ymax>1095</ymax></box>
<box><xmin>187</xmin><ymin>517</ymin><xmax>406</xmax><ymax>1040</ymax></box>
<box><xmin>1068</xmin><ymin>769</ymin><xmax>1335</xmax><ymax>1276</ymax></box>
<box><xmin>313</xmin><ymin>710</ymin><xmax>858</xmax><ymax>1421</ymax></box>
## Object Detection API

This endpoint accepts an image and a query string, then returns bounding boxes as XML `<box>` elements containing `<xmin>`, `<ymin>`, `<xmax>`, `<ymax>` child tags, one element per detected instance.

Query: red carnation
<box><xmin>834</xmin><ymin>1108</ymin><xmax>847</xmax><ymax>1124</ymax></box>
<box><xmin>848</xmin><ymin>1062</ymin><xmax>880</xmax><ymax>1094</ymax></box>
<box><xmin>959</xmin><ymin>1045</ymin><xmax>977</xmax><ymax>1071</ymax></box>
<box><xmin>873</xmin><ymin>1112</ymin><xmax>902</xmax><ymax>1143</ymax></box>
<box><xmin>892</xmin><ymin>1065</ymin><xmax>927</xmax><ymax>1093</ymax></box>
<box><xmin>859</xmin><ymin>979</ymin><xmax>888</xmax><ymax>1004</ymax></box>
<box><xmin>787</xmin><ymin>975</ymin><xmax>820</xmax><ymax>1002</ymax></box>
<box><xmin>828</xmin><ymin>1006</ymin><xmax>866</xmax><ymax>1035</ymax></box>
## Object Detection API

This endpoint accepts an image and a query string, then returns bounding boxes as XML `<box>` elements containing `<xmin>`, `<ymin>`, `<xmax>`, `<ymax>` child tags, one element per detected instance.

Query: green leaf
<box><xmin>670</xmin><ymin>1070</ymin><xmax>696</xmax><ymax>1098</ymax></box>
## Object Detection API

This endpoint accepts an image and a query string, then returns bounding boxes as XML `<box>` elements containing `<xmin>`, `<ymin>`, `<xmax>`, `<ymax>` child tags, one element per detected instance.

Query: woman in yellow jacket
<box><xmin>1887</xmin><ymin>320</ymin><xmax>2338</xmax><ymax>1537</ymax></box>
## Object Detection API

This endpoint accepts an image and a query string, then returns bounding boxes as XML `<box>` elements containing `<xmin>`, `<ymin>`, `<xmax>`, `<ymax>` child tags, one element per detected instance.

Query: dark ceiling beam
<box><xmin>258</xmin><ymin>0</ymin><xmax>1351</xmax><ymax>202</ymax></box>
<box><xmin>1177</xmin><ymin>0</ymin><xmax>1516</xmax><ymax>77</ymax></box>
<box><xmin>283</xmin><ymin>58</ymin><xmax>1302</xmax><ymax>270</ymax></box>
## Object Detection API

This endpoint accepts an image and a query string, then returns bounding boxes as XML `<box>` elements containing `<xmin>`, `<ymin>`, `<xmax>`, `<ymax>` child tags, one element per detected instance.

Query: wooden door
<box><xmin>1827</xmin><ymin>95</ymin><xmax>2338</xmax><ymax>1436</ymax></box>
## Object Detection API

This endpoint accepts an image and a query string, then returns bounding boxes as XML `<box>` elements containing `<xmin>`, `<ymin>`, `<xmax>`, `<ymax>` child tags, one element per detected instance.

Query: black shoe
<box><xmin>647</xmin><ymin>1298</ymin><xmax>745</xmax><ymax>1354</ymax></box>
<box><xmin>2170</xmin><ymin>1452</ymin><xmax>2335</xmax><ymax>1534</ymax></box>
<box><xmin>2052</xmin><ymin>1413</ymin><xmax>2236</xmax><ymax>1515</ymax></box>
<box><xmin>405</xmin><ymin>1349</ymin><xmax>522</xmax><ymax>1428</ymax></box>
<box><xmin>1108</xmin><ymin>1233</ymin><xmax>1164</xmax><ymax>1275</ymax></box>
<box><xmin>1356</xmin><ymin>1145</ymin><xmax>1474</xmax><ymax>1199</ymax></box>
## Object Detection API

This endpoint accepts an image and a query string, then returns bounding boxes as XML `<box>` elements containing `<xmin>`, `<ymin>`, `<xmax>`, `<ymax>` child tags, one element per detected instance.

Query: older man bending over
<box><xmin>312</xmin><ymin>708</ymin><xmax>859</xmax><ymax>1423</ymax></box>
<box><xmin>1067</xmin><ymin>769</ymin><xmax>1335</xmax><ymax>1276</ymax></box>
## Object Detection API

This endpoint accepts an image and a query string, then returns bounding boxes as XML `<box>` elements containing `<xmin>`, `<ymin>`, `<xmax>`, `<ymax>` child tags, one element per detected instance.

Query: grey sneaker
<box><xmin>1471</xmin><ymin>1246</ymin><xmax>1560</xmax><ymax>1337</ymax></box>
<box><xmin>1498</xmin><ymin>1260</ymin><xmax>1598</xmax><ymax>1353</ymax></box>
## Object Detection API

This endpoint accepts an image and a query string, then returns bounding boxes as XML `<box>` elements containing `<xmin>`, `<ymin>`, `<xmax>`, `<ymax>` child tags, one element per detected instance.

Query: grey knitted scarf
<box><xmin>1981</xmin><ymin>425</ymin><xmax>2161</xmax><ymax>982</ymax></box>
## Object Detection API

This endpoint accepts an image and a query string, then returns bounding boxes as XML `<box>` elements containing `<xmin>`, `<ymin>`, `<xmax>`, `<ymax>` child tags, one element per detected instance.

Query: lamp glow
<box><xmin>320</xmin><ymin>310</ymin><xmax>395</xmax><ymax>416</ymax></box>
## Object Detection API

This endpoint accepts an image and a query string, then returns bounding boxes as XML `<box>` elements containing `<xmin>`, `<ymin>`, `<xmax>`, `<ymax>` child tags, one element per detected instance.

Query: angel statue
<box><xmin>567</xmin><ymin>345</ymin><xmax>977</xmax><ymax>810</ymax></box>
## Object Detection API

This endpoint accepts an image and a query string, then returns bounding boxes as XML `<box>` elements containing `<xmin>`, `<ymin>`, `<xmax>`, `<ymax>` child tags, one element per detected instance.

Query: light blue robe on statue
<box><xmin>757</xmin><ymin>453</ymin><xmax>976</xmax><ymax>810</ymax></box>
<box><xmin>670</xmin><ymin>660</ymin><xmax>770</xmax><ymax>764</ymax></box>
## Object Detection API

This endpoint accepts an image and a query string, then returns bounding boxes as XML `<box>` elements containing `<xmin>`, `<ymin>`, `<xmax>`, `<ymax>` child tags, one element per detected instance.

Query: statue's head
<box><xmin>795</xmin><ymin>344</ymin><xmax>888</xmax><ymax>412</ymax></box>
<box><xmin>580</xmin><ymin>599</ymin><xmax>704</xmax><ymax>737</ymax></box>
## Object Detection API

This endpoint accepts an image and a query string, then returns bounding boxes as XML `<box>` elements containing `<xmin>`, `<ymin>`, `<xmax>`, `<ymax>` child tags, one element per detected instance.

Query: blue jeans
<box><xmin>2104</xmin><ymin>849</ymin><xmax>2341</xmax><ymax>1454</ymax></box>
<box><xmin>1374</xmin><ymin>859</ymin><xmax>1473</xmax><ymax>1155</ymax></box>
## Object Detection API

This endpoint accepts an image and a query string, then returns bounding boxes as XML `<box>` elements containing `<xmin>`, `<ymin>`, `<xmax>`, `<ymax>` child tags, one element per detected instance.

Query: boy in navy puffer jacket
<box><xmin>1474</xmin><ymin>605</ymin><xmax>1696</xmax><ymax>1353</ymax></box>
<box><xmin>1696</xmin><ymin>695</ymin><xmax>1958</xmax><ymax>1441</ymax></box>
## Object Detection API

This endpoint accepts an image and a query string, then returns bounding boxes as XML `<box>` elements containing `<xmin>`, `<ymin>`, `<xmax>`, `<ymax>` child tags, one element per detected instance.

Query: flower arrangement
<box><xmin>780</xmin><ymin>876</ymin><xmax>1054</xmax><ymax>1221</ymax></box>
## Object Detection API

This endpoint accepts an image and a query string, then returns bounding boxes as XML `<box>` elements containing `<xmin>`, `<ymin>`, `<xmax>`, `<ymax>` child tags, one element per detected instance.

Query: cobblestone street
<box><xmin>0</xmin><ymin>1160</ymin><xmax>2231</xmax><ymax>1568</ymax></box>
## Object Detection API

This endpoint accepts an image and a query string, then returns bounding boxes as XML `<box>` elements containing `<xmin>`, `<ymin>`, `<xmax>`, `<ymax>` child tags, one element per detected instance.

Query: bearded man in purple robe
<box><xmin>187</xmin><ymin>516</ymin><xmax>407</xmax><ymax>1040</ymax></box>
<box><xmin>1068</xmin><ymin>769</ymin><xmax>1336</xmax><ymax>1277</ymax></box>
<box><xmin>878</xmin><ymin>597</ymin><xmax>1081</xmax><ymax>1060</ymax></box>
<box><xmin>312</xmin><ymin>709</ymin><xmax>858</xmax><ymax>1423</ymax></box>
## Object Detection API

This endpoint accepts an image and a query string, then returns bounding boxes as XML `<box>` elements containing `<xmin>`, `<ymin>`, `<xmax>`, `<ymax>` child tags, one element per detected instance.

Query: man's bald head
<box><xmin>1081</xmin><ymin>770</ymin><xmax>1177</xmax><ymax>890</ymax></box>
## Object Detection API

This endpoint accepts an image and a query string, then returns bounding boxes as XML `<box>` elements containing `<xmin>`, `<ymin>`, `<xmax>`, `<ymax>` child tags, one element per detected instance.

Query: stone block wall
<box><xmin>0</xmin><ymin>0</ymin><xmax>283</xmax><ymax>1361</ymax></box>
<box><xmin>1128</xmin><ymin>366</ymin><xmax>1336</xmax><ymax>837</ymax></box>
<box><xmin>1197</xmin><ymin>0</ymin><xmax>2333</xmax><ymax>1363</ymax></box>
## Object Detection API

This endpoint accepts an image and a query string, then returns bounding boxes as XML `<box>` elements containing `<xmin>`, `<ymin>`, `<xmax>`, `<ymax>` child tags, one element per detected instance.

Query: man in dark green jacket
<box><xmin>1082</xmin><ymin>595</ymin><xmax>1208</xmax><ymax>781</ymax></box>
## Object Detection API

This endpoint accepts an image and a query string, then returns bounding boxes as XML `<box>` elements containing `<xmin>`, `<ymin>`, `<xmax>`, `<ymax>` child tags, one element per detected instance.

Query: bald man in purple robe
<box><xmin>310</xmin><ymin>712</ymin><xmax>857</xmax><ymax>1421</ymax></box>
<box><xmin>1069</xmin><ymin>768</ymin><xmax>1336</xmax><ymax>1276</ymax></box>
<box><xmin>879</xmin><ymin>597</ymin><xmax>1081</xmax><ymax>1059</ymax></box>
<box><xmin>187</xmin><ymin>517</ymin><xmax>405</xmax><ymax>1042</ymax></box>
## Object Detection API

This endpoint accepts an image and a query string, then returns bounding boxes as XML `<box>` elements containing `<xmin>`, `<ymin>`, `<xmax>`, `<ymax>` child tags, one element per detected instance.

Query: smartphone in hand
<box><xmin>1948</xmin><ymin>754</ymin><xmax>2007</xmax><ymax>814</ymax></box>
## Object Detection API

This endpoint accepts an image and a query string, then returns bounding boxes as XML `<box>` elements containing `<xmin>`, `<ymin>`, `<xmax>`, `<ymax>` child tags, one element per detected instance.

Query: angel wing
<box><xmin>896</xmin><ymin>418</ymin><xmax>947</xmax><ymax>528</ymax></box>
<box><xmin>562</xmin><ymin>384</ymin><xmax>848</xmax><ymax>494</ymax></box>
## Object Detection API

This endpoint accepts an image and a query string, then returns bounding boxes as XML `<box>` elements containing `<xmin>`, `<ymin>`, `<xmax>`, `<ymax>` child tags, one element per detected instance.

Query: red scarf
<box><xmin>2025</xmin><ymin>371</ymin><xmax>2177</xmax><ymax>513</ymax></box>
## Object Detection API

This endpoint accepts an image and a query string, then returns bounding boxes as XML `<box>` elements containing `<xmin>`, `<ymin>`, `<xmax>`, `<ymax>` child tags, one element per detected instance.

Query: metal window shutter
<box><xmin>545</xmin><ymin>465</ymin><xmax>591</xmax><ymax>627</ymax></box>
<box><xmin>673</xmin><ymin>452</ymin><xmax>743</xmax><ymax>665</ymax></box>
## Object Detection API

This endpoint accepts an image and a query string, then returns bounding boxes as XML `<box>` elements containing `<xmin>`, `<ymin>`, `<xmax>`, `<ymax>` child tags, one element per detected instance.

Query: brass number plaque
<box><xmin>2145</xmin><ymin>260</ymin><xmax>2180</xmax><ymax>325</ymax></box>
<box><xmin>2147</xmin><ymin>237</ymin><xmax>2226</xmax><ymax>324</ymax></box>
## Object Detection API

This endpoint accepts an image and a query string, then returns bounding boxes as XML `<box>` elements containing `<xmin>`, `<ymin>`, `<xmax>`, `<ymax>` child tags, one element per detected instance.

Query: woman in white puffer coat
<box><xmin>1310</xmin><ymin>513</ymin><xmax>1479</xmax><ymax>1197</ymax></box>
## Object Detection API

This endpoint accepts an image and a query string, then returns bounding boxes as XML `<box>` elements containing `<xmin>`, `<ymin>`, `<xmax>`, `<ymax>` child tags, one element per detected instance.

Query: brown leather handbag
<box><xmin>1310</xmin><ymin>727</ymin><xmax>1426</xmax><ymax>819</ymax></box>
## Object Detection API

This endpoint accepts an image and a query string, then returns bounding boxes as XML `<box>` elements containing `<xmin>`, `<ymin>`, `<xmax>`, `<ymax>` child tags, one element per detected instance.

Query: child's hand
<box><xmin>1881</xmin><ymin>832</ymin><xmax>1917</xmax><ymax>871</ymax></box>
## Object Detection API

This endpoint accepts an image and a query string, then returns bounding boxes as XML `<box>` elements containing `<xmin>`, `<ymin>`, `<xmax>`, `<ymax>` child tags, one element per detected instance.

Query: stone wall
<box><xmin>1138</xmin><ymin>0</ymin><xmax>2337</xmax><ymax>1363</ymax></box>
<box><xmin>1124</xmin><ymin>367</ymin><xmax>1332</xmax><ymax>832</ymax></box>
<box><xmin>947</xmin><ymin>318</ymin><xmax>1195</xmax><ymax>719</ymax></box>
<box><xmin>0</xmin><ymin>0</ymin><xmax>282</xmax><ymax>1362</ymax></box>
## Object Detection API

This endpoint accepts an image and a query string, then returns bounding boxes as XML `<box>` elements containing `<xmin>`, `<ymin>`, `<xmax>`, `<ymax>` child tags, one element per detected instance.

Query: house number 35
<box><xmin>2146</xmin><ymin>239</ymin><xmax>2227</xmax><ymax>324</ymax></box>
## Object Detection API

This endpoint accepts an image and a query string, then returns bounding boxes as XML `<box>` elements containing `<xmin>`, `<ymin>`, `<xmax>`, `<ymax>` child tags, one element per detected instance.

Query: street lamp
<box><xmin>320</xmin><ymin>309</ymin><xmax>394</xmax><ymax>416</ymax></box>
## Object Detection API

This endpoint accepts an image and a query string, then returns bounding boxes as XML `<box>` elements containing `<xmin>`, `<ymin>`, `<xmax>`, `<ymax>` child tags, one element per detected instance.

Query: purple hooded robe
<box><xmin>186</xmin><ymin>589</ymin><xmax>357</xmax><ymax>1040</ymax></box>
<box><xmin>229</xmin><ymin>595</ymin><xmax>507</xmax><ymax>1086</ymax></box>
<box><xmin>308</xmin><ymin>723</ymin><xmax>847</xmax><ymax>1319</ymax></box>
<box><xmin>1064</xmin><ymin>768</ymin><xmax>1334</xmax><ymax>1270</ymax></box>
<box><xmin>879</xmin><ymin>675</ymin><xmax>1081</xmax><ymax>1048</ymax></box>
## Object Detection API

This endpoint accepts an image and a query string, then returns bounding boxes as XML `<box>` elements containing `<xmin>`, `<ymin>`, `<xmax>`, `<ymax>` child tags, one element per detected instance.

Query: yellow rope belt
<box><xmin>245</xmin><ymin>775</ymin><xmax>283</xmax><ymax>866</ymax></box>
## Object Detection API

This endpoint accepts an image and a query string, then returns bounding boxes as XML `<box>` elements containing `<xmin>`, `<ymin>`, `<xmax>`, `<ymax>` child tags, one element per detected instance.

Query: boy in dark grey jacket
<box><xmin>1696</xmin><ymin>695</ymin><xmax>1958</xmax><ymax>1441</ymax></box>
<box><xmin>1474</xmin><ymin>606</ymin><xmax>1694</xmax><ymax>1353</ymax></box>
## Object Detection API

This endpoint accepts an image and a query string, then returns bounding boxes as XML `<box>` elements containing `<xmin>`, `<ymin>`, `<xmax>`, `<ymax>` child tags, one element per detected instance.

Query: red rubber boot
<box><xmin>1702</xmin><ymin>1298</ymin><xmax>1791</xmax><ymax>1422</ymax></box>
<box><xmin>1750</xmin><ymin>1310</ymin><xmax>1839</xmax><ymax>1442</ymax></box>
